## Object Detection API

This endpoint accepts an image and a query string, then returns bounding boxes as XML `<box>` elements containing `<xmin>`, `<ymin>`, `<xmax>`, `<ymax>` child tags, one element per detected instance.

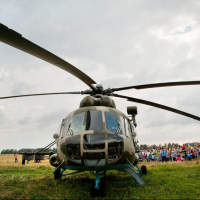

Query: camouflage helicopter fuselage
<box><xmin>50</xmin><ymin>95</ymin><xmax>139</xmax><ymax>172</ymax></box>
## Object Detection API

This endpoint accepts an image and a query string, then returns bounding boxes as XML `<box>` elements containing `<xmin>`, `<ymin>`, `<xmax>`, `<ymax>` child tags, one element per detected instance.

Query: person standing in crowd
<box><xmin>161</xmin><ymin>148</ymin><xmax>167</xmax><ymax>162</ymax></box>
<box><xmin>165</xmin><ymin>149</ymin><xmax>169</xmax><ymax>161</ymax></box>
<box><xmin>154</xmin><ymin>150</ymin><xmax>158</xmax><ymax>161</ymax></box>
<box><xmin>197</xmin><ymin>148</ymin><xmax>200</xmax><ymax>158</ymax></box>
<box><xmin>182</xmin><ymin>144</ymin><xmax>187</xmax><ymax>161</ymax></box>
<box><xmin>191</xmin><ymin>147</ymin><xmax>195</xmax><ymax>159</ymax></box>
<box><xmin>194</xmin><ymin>147</ymin><xmax>198</xmax><ymax>159</ymax></box>
<box><xmin>14</xmin><ymin>153</ymin><xmax>18</xmax><ymax>163</ymax></box>
<box><xmin>171</xmin><ymin>148</ymin><xmax>177</xmax><ymax>161</ymax></box>
<box><xmin>152</xmin><ymin>153</ymin><xmax>155</xmax><ymax>161</ymax></box>
<box><xmin>177</xmin><ymin>147</ymin><xmax>182</xmax><ymax>157</ymax></box>
<box><xmin>169</xmin><ymin>148</ymin><xmax>172</xmax><ymax>161</ymax></box>
<box><xmin>187</xmin><ymin>150</ymin><xmax>192</xmax><ymax>160</ymax></box>
<box><xmin>138</xmin><ymin>152</ymin><xmax>142</xmax><ymax>162</ymax></box>
<box><xmin>146</xmin><ymin>149</ymin><xmax>150</xmax><ymax>161</ymax></box>
<box><xmin>149</xmin><ymin>151</ymin><xmax>152</xmax><ymax>161</ymax></box>
<box><xmin>156</xmin><ymin>150</ymin><xmax>160</xmax><ymax>162</ymax></box>
<box><xmin>177</xmin><ymin>155</ymin><xmax>181</xmax><ymax>161</ymax></box>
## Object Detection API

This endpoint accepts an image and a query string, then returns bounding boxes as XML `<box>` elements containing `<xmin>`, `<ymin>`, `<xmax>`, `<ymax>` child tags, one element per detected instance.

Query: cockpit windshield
<box><xmin>59</xmin><ymin>110</ymin><xmax>133</xmax><ymax>138</ymax></box>
<box><xmin>86</xmin><ymin>110</ymin><xmax>104</xmax><ymax>131</ymax></box>
<box><xmin>70</xmin><ymin>112</ymin><xmax>85</xmax><ymax>134</ymax></box>
<box><xmin>105</xmin><ymin>112</ymin><xmax>123</xmax><ymax>134</ymax></box>
<box><xmin>60</xmin><ymin>117</ymin><xmax>70</xmax><ymax>139</ymax></box>
<box><xmin>60</xmin><ymin>112</ymin><xmax>85</xmax><ymax>138</ymax></box>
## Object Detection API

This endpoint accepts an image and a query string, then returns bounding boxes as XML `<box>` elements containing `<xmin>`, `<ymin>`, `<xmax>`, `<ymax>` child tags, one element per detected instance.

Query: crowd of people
<box><xmin>137</xmin><ymin>145</ymin><xmax>200</xmax><ymax>162</ymax></box>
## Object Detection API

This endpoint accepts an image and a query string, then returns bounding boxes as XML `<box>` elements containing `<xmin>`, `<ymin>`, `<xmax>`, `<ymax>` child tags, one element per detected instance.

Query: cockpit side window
<box><xmin>105</xmin><ymin>112</ymin><xmax>123</xmax><ymax>135</ymax></box>
<box><xmin>70</xmin><ymin>112</ymin><xmax>85</xmax><ymax>134</ymax></box>
<box><xmin>86</xmin><ymin>110</ymin><xmax>104</xmax><ymax>131</ymax></box>
<box><xmin>60</xmin><ymin>117</ymin><xmax>70</xmax><ymax>139</ymax></box>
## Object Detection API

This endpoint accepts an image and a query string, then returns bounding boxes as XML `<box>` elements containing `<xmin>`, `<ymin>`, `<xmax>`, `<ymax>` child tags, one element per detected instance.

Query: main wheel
<box><xmin>141</xmin><ymin>165</ymin><xmax>147</xmax><ymax>174</ymax></box>
<box><xmin>54</xmin><ymin>169</ymin><xmax>62</xmax><ymax>180</ymax></box>
<box><xmin>90</xmin><ymin>181</ymin><xmax>99</xmax><ymax>197</ymax></box>
<box><xmin>99</xmin><ymin>180</ymin><xmax>106</xmax><ymax>197</ymax></box>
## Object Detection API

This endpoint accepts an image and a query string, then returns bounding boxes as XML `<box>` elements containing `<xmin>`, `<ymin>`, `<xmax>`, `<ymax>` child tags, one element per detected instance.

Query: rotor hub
<box><xmin>80</xmin><ymin>94</ymin><xmax>116</xmax><ymax>108</ymax></box>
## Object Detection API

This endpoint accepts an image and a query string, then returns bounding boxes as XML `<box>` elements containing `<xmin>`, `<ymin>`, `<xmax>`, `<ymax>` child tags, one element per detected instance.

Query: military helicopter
<box><xmin>1</xmin><ymin>23</ymin><xmax>200</xmax><ymax>197</ymax></box>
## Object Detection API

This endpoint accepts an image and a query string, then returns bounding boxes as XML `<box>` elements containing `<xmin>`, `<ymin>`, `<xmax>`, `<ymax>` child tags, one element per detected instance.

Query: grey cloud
<box><xmin>18</xmin><ymin>116</ymin><xmax>33</xmax><ymax>125</ymax></box>
<box><xmin>11</xmin><ymin>82</ymin><xmax>33</xmax><ymax>95</ymax></box>
<box><xmin>36</xmin><ymin>108</ymin><xmax>70</xmax><ymax>129</ymax></box>
<box><xmin>1</xmin><ymin>0</ymin><xmax>200</xmax><ymax>151</ymax></box>
<box><xmin>0</xmin><ymin>109</ymin><xmax>8</xmax><ymax>124</ymax></box>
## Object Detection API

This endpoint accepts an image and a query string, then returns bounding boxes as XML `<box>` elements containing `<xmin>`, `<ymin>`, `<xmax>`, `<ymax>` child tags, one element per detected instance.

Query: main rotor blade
<box><xmin>113</xmin><ymin>94</ymin><xmax>200</xmax><ymax>121</ymax></box>
<box><xmin>112</xmin><ymin>81</ymin><xmax>200</xmax><ymax>92</ymax></box>
<box><xmin>0</xmin><ymin>23</ymin><xmax>96</xmax><ymax>88</ymax></box>
<box><xmin>0</xmin><ymin>92</ymin><xmax>82</xmax><ymax>100</ymax></box>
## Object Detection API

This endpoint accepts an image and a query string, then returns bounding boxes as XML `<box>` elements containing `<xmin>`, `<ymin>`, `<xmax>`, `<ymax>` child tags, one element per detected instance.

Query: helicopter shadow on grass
<box><xmin>59</xmin><ymin>171</ymin><xmax>145</xmax><ymax>193</ymax></box>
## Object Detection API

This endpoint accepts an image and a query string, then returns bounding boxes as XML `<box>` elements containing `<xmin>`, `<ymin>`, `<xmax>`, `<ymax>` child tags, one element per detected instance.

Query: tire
<box><xmin>100</xmin><ymin>180</ymin><xmax>106</xmax><ymax>197</ymax></box>
<box><xmin>141</xmin><ymin>165</ymin><xmax>147</xmax><ymax>174</ymax></box>
<box><xmin>54</xmin><ymin>169</ymin><xmax>62</xmax><ymax>180</ymax></box>
<box><xmin>90</xmin><ymin>181</ymin><xmax>99</xmax><ymax>197</ymax></box>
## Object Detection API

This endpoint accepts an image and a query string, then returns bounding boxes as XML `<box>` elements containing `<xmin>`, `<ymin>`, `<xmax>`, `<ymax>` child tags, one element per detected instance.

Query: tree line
<box><xmin>1</xmin><ymin>142</ymin><xmax>199</xmax><ymax>154</ymax></box>
<box><xmin>1</xmin><ymin>148</ymin><xmax>57</xmax><ymax>154</ymax></box>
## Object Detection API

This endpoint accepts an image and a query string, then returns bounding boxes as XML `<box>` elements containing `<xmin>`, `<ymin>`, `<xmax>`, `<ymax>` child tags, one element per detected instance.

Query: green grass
<box><xmin>0</xmin><ymin>162</ymin><xmax>200</xmax><ymax>199</ymax></box>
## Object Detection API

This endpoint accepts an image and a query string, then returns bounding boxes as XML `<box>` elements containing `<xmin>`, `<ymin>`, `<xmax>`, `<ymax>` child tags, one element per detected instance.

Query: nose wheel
<box><xmin>90</xmin><ymin>171</ymin><xmax>107</xmax><ymax>197</ymax></box>
<box><xmin>54</xmin><ymin>168</ymin><xmax>62</xmax><ymax>180</ymax></box>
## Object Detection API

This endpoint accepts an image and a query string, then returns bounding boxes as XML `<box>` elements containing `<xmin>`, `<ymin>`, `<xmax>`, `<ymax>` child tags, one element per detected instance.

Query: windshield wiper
<box><xmin>115</xmin><ymin>123</ymin><xmax>121</xmax><ymax>134</ymax></box>
<box><xmin>67</xmin><ymin>123</ymin><xmax>73</xmax><ymax>135</ymax></box>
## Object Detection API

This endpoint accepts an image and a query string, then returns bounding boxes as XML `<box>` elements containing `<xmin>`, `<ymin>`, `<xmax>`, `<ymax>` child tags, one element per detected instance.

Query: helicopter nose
<box><xmin>107</xmin><ymin>134</ymin><xmax>124</xmax><ymax>163</ymax></box>
<box><xmin>65</xmin><ymin>135</ymin><xmax>81</xmax><ymax>164</ymax></box>
<box><xmin>83</xmin><ymin>134</ymin><xmax>105</xmax><ymax>150</ymax></box>
<box><xmin>64</xmin><ymin>133</ymin><xmax>124</xmax><ymax>166</ymax></box>
<box><xmin>82</xmin><ymin>134</ymin><xmax>106</xmax><ymax>166</ymax></box>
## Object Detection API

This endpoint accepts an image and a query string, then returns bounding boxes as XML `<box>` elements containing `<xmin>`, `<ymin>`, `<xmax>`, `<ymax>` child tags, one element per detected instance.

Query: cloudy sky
<box><xmin>0</xmin><ymin>0</ymin><xmax>200</xmax><ymax>151</ymax></box>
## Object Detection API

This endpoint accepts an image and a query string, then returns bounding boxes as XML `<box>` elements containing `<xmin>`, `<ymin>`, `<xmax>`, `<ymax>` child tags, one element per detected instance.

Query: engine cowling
<box><xmin>49</xmin><ymin>154</ymin><xmax>60</xmax><ymax>167</ymax></box>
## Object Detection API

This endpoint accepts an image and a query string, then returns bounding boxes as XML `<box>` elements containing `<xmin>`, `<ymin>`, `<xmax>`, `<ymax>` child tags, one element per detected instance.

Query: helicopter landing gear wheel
<box><xmin>141</xmin><ymin>165</ymin><xmax>147</xmax><ymax>174</ymax></box>
<box><xmin>54</xmin><ymin>168</ymin><xmax>62</xmax><ymax>180</ymax></box>
<box><xmin>90</xmin><ymin>171</ymin><xmax>107</xmax><ymax>197</ymax></box>
<box><xmin>90</xmin><ymin>180</ymin><xmax>99</xmax><ymax>197</ymax></box>
<box><xmin>90</xmin><ymin>180</ymin><xmax>106</xmax><ymax>197</ymax></box>
<box><xmin>99</xmin><ymin>179</ymin><xmax>107</xmax><ymax>197</ymax></box>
